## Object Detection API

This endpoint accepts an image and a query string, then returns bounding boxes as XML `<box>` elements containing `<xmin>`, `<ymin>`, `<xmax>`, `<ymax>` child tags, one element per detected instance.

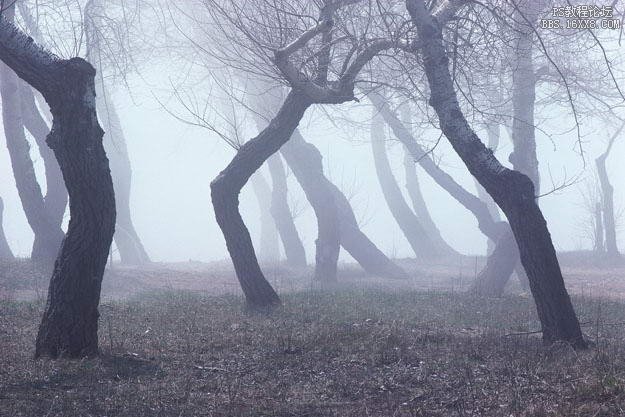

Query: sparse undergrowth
<box><xmin>1</xmin><ymin>289</ymin><xmax>625</xmax><ymax>416</ymax></box>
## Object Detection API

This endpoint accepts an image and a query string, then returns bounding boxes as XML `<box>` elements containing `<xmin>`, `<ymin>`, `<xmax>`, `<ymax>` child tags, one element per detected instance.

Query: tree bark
<box><xmin>0</xmin><ymin>197</ymin><xmax>14</xmax><ymax>260</ymax></box>
<box><xmin>370</xmin><ymin>108</ymin><xmax>440</xmax><ymax>259</ymax></box>
<box><xmin>0</xmin><ymin>59</ymin><xmax>64</xmax><ymax>266</ymax></box>
<box><xmin>407</xmin><ymin>0</ymin><xmax>586</xmax><ymax>348</ymax></box>
<box><xmin>249</xmin><ymin>170</ymin><xmax>281</xmax><ymax>264</ymax></box>
<box><xmin>0</xmin><ymin>8</ymin><xmax>116</xmax><ymax>358</ymax></box>
<box><xmin>282</xmin><ymin>129</ymin><xmax>409</xmax><ymax>280</ymax></box>
<box><xmin>267</xmin><ymin>154</ymin><xmax>307</xmax><ymax>268</ymax></box>
<box><xmin>211</xmin><ymin>90</ymin><xmax>312</xmax><ymax>308</ymax></box>
<box><xmin>279</xmin><ymin>131</ymin><xmax>340</xmax><ymax>282</ymax></box>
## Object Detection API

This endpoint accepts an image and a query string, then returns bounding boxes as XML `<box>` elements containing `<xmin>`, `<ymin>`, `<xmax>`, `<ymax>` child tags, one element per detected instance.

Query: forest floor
<box><xmin>1</xmin><ymin>253</ymin><xmax>625</xmax><ymax>416</ymax></box>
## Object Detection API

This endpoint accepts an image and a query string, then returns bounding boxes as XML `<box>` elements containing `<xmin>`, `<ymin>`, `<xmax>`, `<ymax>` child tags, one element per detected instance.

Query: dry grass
<box><xmin>2</xmin><ymin>284</ymin><xmax>625</xmax><ymax>416</ymax></box>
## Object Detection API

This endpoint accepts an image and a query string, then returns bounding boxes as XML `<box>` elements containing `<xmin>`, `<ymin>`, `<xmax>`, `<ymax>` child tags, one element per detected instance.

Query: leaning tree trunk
<box><xmin>249</xmin><ymin>170</ymin><xmax>281</xmax><ymax>265</ymax></box>
<box><xmin>370</xmin><ymin>108</ymin><xmax>440</xmax><ymax>259</ymax></box>
<box><xmin>20</xmin><ymin>82</ymin><xmax>67</xmax><ymax>231</ymax></box>
<box><xmin>0</xmin><ymin>9</ymin><xmax>116</xmax><ymax>358</ymax></box>
<box><xmin>211</xmin><ymin>90</ymin><xmax>312</xmax><ymax>308</ymax></box>
<box><xmin>0</xmin><ymin>197</ymin><xmax>14</xmax><ymax>260</ymax></box>
<box><xmin>267</xmin><ymin>154</ymin><xmax>307</xmax><ymax>268</ymax></box>
<box><xmin>96</xmin><ymin>94</ymin><xmax>150</xmax><ymax>264</ymax></box>
<box><xmin>596</xmin><ymin>127</ymin><xmax>621</xmax><ymax>260</ymax></box>
<box><xmin>0</xmin><ymin>60</ymin><xmax>64</xmax><ymax>266</ymax></box>
<box><xmin>280</xmin><ymin>131</ymin><xmax>340</xmax><ymax>282</ymax></box>
<box><xmin>372</xmin><ymin>94</ymin><xmax>519</xmax><ymax>294</ymax></box>
<box><xmin>282</xmin><ymin>129</ymin><xmax>409</xmax><ymax>280</ymax></box>
<box><xmin>407</xmin><ymin>0</ymin><xmax>585</xmax><ymax>348</ymax></box>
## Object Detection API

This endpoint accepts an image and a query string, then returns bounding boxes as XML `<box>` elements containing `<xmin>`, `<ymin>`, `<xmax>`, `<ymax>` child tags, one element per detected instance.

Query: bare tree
<box><xmin>406</xmin><ymin>0</ymin><xmax>586</xmax><ymax>348</ymax></box>
<box><xmin>0</xmin><ymin>5</ymin><xmax>116</xmax><ymax>357</ymax></box>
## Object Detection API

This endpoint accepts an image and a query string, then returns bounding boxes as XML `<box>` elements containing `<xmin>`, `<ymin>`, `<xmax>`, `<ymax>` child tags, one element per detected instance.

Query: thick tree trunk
<box><xmin>1</xmin><ymin>9</ymin><xmax>116</xmax><ymax>358</ymax></box>
<box><xmin>0</xmin><ymin>60</ymin><xmax>64</xmax><ymax>266</ymax></box>
<box><xmin>20</xmin><ymin>82</ymin><xmax>67</xmax><ymax>229</ymax></box>
<box><xmin>282</xmin><ymin>130</ymin><xmax>409</xmax><ymax>280</ymax></box>
<box><xmin>280</xmin><ymin>131</ymin><xmax>340</xmax><ymax>282</ymax></box>
<box><xmin>596</xmin><ymin>132</ymin><xmax>620</xmax><ymax>260</ymax></box>
<box><xmin>249</xmin><ymin>171</ymin><xmax>281</xmax><ymax>264</ymax></box>
<box><xmin>370</xmin><ymin>108</ymin><xmax>440</xmax><ymax>259</ymax></box>
<box><xmin>211</xmin><ymin>90</ymin><xmax>311</xmax><ymax>308</ymax></box>
<box><xmin>407</xmin><ymin>0</ymin><xmax>586</xmax><ymax>348</ymax></box>
<box><xmin>267</xmin><ymin>154</ymin><xmax>307</xmax><ymax>268</ymax></box>
<box><xmin>0</xmin><ymin>197</ymin><xmax>14</xmax><ymax>260</ymax></box>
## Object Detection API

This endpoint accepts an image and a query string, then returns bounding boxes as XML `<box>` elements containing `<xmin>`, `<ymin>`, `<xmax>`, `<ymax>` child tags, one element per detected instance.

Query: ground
<box><xmin>1</xmin><ymin>253</ymin><xmax>625</xmax><ymax>416</ymax></box>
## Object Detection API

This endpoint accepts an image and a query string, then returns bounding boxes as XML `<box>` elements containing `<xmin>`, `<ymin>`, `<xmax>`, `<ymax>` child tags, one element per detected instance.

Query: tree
<box><xmin>0</xmin><ymin>7</ymin><xmax>116</xmax><ymax>357</ymax></box>
<box><xmin>249</xmin><ymin>170</ymin><xmax>281</xmax><ymax>265</ymax></box>
<box><xmin>406</xmin><ymin>0</ymin><xmax>586</xmax><ymax>348</ymax></box>
<box><xmin>0</xmin><ymin>196</ymin><xmax>13</xmax><ymax>260</ymax></box>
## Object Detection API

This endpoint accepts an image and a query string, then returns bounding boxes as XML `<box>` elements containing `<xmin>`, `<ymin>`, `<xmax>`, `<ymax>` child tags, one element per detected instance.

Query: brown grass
<box><xmin>2</xmin><ymin>281</ymin><xmax>625</xmax><ymax>416</ymax></box>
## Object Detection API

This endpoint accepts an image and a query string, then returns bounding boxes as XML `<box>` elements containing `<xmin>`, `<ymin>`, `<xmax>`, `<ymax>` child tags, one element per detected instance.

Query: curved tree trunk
<box><xmin>0</xmin><ymin>60</ymin><xmax>64</xmax><ymax>266</ymax></box>
<box><xmin>408</xmin><ymin>0</ymin><xmax>586</xmax><ymax>348</ymax></box>
<box><xmin>282</xmin><ymin>130</ymin><xmax>408</xmax><ymax>280</ymax></box>
<box><xmin>370</xmin><ymin>108</ymin><xmax>440</xmax><ymax>259</ymax></box>
<box><xmin>0</xmin><ymin>197</ymin><xmax>14</xmax><ymax>260</ymax></box>
<box><xmin>20</xmin><ymin>82</ymin><xmax>67</xmax><ymax>230</ymax></box>
<box><xmin>267</xmin><ymin>154</ymin><xmax>307</xmax><ymax>268</ymax></box>
<box><xmin>0</xmin><ymin>8</ymin><xmax>117</xmax><ymax>357</ymax></box>
<box><xmin>469</xmin><ymin>227</ymin><xmax>518</xmax><ymax>296</ymax></box>
<box><xmin>596</xmin><ymin>126</ymin><xmax>621</xmax><ymax>260</ymax></box>
<box><xmin>211</xmin><ymin>90</ymin><xmax>311</xmax><ymax>308</ymax></box>
<box><xmin>85</xmin><ymin>0</ymin><xmax>149</xmax><ymax>265</ymax></box>
<box><xmin>249</xmin><ymin>170</ymin><xmax>281</xmax><ymax>264</ymax></box>
<box><xmin>280</xmin><ymin>131</ymin><xmax>340</xmax><ymax>282</ymax></box>
<box><xmin>97</xmin><ymin>95</ymin><xmax>150</xmax><ymax>264</ymax></box>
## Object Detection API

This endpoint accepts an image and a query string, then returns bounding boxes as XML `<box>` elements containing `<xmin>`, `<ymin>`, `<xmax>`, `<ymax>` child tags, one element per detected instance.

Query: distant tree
<box><xmin>0</xmin><ymin>5</ymin><xmax>116</xmax><ymax>357</ymax></box>
<box><xmin>0</xmin><ymin>196</ymin><xmax>13</xmax><ymax>260</ymax></box>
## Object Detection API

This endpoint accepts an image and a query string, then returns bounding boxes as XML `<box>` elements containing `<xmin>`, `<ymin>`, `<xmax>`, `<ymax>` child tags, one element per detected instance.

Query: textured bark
<box><xmin>0</xmin><ymin>197</ymin><xmax>14</xmax><ymax>260</ymax></box>
<box><xmin>0</xmin><ymin>56</ymin><xmax>63</xmax><ymax>266</ymax></box>
<box><xmin>596</xmin><ymin>131</ymin><xmax>620</xmax><ymax>259</ymax></box>
<box><xmin>371</xmin><ymin>109</ymin><xmax>440</xmax><ymax>259</ymax></box>
<box><xmin>267</xmin><ymin>154</ymin><xmax>307</xmax><ymax>268</ymax></box>
<box><xmin>407</xmin><ymin>0</ymin><xmax>586</xmax><ymax>348</ymax></box>
<box><xmin>0</xmin><ymin>9</ymin><xmax>116</xmax><ymax>358</ymax></box>
<box><xmin>280</xmin><ymin>131</ymin><xmax>340</xmax><ymax>282</ymax></box>
<box><xmin>211</xmin><ymin>90</ymin><xmax>311</xmax><ymax>308</ymax></box>
<box><xmin>249</xmin><ymin>171</ymin><xmax>281</xmax><ymax>264</ymax></box>
<box><xmin>282</xmin><ymin>129</ymin><xmax>409</xmax><ymax>280</ymax></box>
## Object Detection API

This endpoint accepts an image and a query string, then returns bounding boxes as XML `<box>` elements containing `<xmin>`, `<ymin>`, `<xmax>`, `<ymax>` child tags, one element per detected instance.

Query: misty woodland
<box><xmin>0</xmin><ymin>0</ymin><xmax>625</xmax><ymax>416</ymax></box>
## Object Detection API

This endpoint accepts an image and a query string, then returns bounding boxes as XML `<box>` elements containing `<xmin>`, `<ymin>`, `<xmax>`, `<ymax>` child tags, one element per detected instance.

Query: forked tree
<box><xmin>0</xmin><ymin>8</ymin><xmax>116</xmax><ymax>357</ymax></box>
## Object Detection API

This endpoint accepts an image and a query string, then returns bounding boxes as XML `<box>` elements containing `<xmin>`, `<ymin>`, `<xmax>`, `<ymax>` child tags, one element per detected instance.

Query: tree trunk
<box><xmin>469</xmin><ymin>227</ymin><xmax>518</xmax><ymax>296</ymax></box>
<box><xmin>370</xmin><ymin>108</ymin><xmax>440</xmax><ymax>259</ymax></box>
<box><xmin>19</xmin><ymin>82</ymin><xmax>67</xmax><ymax>230</ymax></box>
<box><xmin>96</xmin><ymin>93</ymin><xmax>150</xmax><ymax>265</ymax></box>
<box><xmin>249</xmin><ymin>170</ymin><xmax>281</xmax><ymax>264</ymax></box>
<box><xmin>596</xmin><ymin>128</ymin><xmax>621</xmax><ymax>260</ymax></box>
<box><xmin>407</xmin><ymin>0</ymin><xmax>586</xmax><ymax>348</ymax></box>
<box><xmin>211</xmin><ymin>90</ymin><xmax>311</xmax><ymax>308</ymax></box>
<box><xmin>0</xmin><ymin>60</ymin><xmax>64</xmax><ymax>266</ymax></box>
<box><xmin>282</xmin><ymin>129</ymin><xmax>409</xmax><ymax>280</ymax></box>
<box><xmin>267</xmin><ymin>154</ymin><xmax>307</xmax><ymax>268</ymax></box>
<box><xmin>280</xmin><ymin>131</ymin><xmax>340</xmax><ymax>282</ymax></box>
<box><xmin>594</xmin><ymin>202</ymin><xmax>605</xmax><ymax>253</ymax></box>
<box><xmin>474</xmin><ymin>123</ymin><xmax>502</xmax><ymax>254</ymax></box>
<box><xmin>0</xmin><ymin>197</ymin><xmax>14</xmax><ymax>260</ymax></box>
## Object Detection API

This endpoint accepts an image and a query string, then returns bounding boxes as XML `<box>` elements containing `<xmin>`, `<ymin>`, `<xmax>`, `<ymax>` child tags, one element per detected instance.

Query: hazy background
<box><xmin>1</xmin><ymin>66</ymin><xmax>623</xmax><ymax>263</ymax></box>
